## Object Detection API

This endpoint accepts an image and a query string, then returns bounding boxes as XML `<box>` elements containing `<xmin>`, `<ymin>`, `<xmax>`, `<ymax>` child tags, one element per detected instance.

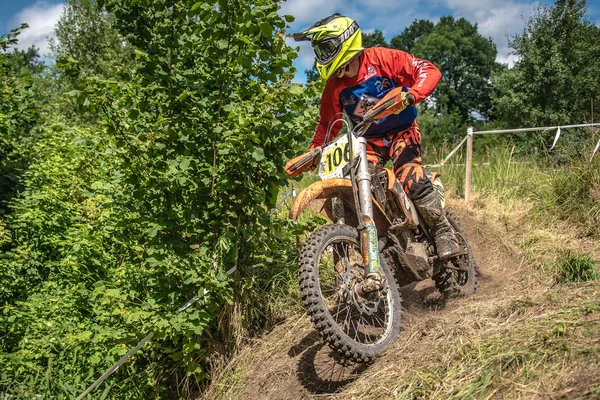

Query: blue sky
<box><xmin>2</xmin><ymin>0</ymin><xmax>600</xmax><ymax>82</ymax></box>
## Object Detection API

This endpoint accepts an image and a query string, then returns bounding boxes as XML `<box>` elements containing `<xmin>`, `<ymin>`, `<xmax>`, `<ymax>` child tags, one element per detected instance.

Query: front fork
<box><xmin>354</xmin><ymin>137</ymin><xmax>381</xmax><ymax>281</ymax></box>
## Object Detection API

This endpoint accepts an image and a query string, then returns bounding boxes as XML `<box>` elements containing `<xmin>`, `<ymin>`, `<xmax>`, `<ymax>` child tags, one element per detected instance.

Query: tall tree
<box><xmin>390</xmin><ymin>19</ymin><xmax>433</xmax><ymax>52</ymax></box>
<box><xmin>51</xmin><ymin>0</ymin><xmax>132</xmax><ymax>84</ymax></box>
<box><xmin>0</xmin><ymin>0</ymin><xmax>319</xmax><ymax>397</ymax></box>
<box><xmin>493</xmin><ymin>0</ymin><xmax>600</xmax><ymax>129</ymax></box>
<box><xmin>363</xmin><ymin>29</ymin><xmax>388</xmax><ymax>47</ymax></box>
<box><xmin>391</xmin><ymin>16</ymin><xmax>497</xmax><ymax>120</ymax></box>
<box><xmin>0</xmin><ymin>25</ymin><xmax>43</xmax><ymax>216</ymax></box>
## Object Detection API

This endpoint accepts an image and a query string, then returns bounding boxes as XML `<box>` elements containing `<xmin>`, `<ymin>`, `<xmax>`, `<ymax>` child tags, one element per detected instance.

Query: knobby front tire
<box><xmin>298</xmin><ymin>224</ymin><xmax>403</xmax><ymax>363</ymax></box>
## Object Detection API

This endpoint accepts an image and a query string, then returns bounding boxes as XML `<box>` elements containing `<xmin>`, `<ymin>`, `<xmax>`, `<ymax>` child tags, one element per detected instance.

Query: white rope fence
<box><xmin>472</xmin><ymin>123</ymin><xmax>600</xmax><ymax>162</ymax></box>
<box><xmin>425</xmin><ymin>123</ymin><xmax>600</xmax><ymax>201</ymax></box>
<box><xmin>424</xmin><ymin>135</ymin><xmax>468</xmax><ymax>168</ymax></box>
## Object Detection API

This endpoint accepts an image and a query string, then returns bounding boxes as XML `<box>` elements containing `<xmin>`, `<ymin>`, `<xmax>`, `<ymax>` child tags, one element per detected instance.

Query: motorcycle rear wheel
<box><xmin>433</xmin><ymin>211</ymin><xmax>478</xmax><ymax>298</ymax></box>
<box><xmin>299</xmin><ymin>224</ymin><xmax>402</xmax><ymax>363</ymax></box>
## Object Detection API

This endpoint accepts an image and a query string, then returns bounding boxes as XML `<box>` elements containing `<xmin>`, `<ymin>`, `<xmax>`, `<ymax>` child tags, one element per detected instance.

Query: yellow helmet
<box><xmin>294</xmin><ymin>14</ymin><xmax>363</xmax><ymax>81</ymax></box>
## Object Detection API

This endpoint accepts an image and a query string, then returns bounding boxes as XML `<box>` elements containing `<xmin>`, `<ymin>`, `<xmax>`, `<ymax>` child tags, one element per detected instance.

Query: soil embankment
<box><xmin>202</xmin><ymin>199</ymin><xmax>600</xmax><ymax>400</ymax></box>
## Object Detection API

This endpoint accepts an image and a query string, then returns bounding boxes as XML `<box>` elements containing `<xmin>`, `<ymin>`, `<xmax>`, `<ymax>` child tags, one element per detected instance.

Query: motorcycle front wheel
<box><xmin>298</xmin><ymin>224</ymin><xmax>402</xmax><ymax>363</ymax></box>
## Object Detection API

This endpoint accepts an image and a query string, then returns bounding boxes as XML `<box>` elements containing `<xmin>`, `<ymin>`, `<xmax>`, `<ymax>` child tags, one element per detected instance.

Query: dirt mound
<box><xmin>201</xmin><ymin>199</ymin><xmax>600</xmax><ymax>400</ymax></box>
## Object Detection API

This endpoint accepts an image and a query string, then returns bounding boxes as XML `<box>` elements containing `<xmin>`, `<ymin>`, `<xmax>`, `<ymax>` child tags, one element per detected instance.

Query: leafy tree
<box><xmin>493</xmin><ymin>0</ymin><xmax>600</xmax><ymax>130</ymax></box>
<box><xmin>394</xmin><ymin>16</ymin><xmax>497</xmax><ymax>121</ymax></box>
<box><xmin>51</xmin><ymin>0</ymin><xmax>133</xmax><ymax>85</ymax></box>
<box><xmin>390</xmin><ymin>19</ymin><xmax>433</xmax><ymax>52</ymax></box>
<box><xmin>0</xmin><ymin>25</ymin><xmax>44</xmax><ymax>216</ymax></box>
<box><xmin>5</xmin><ymin>46</ymin><xmax>45</xmax><ymax>75</ymax></box>
<box><xmin>418</xmin><ymin>110</ymin><xmax>467</xmax><ymax>156</ymax></box>
<box><xmin>0</xmin><ymin>0</ymin><xmax>319</xmax><ymax>397</ymax></box>
<box><xmin>363</xmin><ymin>29</ymin><xmax>388</xmax><ymax>47</ymax></box>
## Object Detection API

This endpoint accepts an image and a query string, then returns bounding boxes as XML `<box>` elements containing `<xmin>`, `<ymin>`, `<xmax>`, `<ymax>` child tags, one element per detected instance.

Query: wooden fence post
<box><xmin>465</xmin><ymin>127</ymin><xmax>474</xmax><ymax>202</ymax></box>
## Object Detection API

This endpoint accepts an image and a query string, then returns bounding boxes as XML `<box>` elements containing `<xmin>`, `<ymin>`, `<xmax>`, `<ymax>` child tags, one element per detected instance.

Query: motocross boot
<box><xmin>412</xmin><ymin>191</ymin><xmax>461</xmax><ymax>261</ymax></box>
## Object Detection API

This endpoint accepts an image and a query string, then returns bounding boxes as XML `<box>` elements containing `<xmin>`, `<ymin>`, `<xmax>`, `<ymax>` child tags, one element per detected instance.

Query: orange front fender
<box><xmin>289</xmin><ymin>179</ymin><xmax>353</xmax><ymax>220</ymax></box>
<box><xmin>289</xmin><ymin>179</ymin><xmax>392</xmax><ymax>234</ymax></box>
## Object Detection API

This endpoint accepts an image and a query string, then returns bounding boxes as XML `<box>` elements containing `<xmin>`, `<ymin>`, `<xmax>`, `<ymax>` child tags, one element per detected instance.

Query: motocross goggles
<box><xmin>313</xmin><ymin>21</ymin><xmax>359</xmax><ymax>65</ymax></box>
<box><xmin>295</xmin><ymin>21</ymin><xmax>360</xmax><ymax>66</ymax></box>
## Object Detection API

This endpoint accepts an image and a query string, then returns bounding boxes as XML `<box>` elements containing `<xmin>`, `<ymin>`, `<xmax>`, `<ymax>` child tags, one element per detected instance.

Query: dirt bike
<box><xmin>284</xmin><ymin>87</ymin><xmax>477</xmax><ymax>363</ymax></box>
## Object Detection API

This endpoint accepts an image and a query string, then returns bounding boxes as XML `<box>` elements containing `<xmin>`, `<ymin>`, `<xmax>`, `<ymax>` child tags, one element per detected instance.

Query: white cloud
<box><xmin>279</xmin><ymin>0</ymin><xmax>344</xmax><ymax>27</ymax></box>
<box><xmin>9</xmin><ymin>1</ymin><xmax>64</xmax><ymax>57</ymax></box>
<box><xmin>280</xmin><ymin>0</ymin><xmax>548</xmax><ymax>80</ymax></box>
<box><xmin>496</xmin><ymin>52</ymin><xmax>521</xmax><ymax>68</ymax></box>
<box><xmin>441</xmin><ymin>0</ymin><xmax>539</xmax><ymax>65</ymax></box>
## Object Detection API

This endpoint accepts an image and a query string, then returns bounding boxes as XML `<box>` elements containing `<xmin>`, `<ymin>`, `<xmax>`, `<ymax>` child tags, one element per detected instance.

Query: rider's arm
<box><xmin>375</xmin><ymin>47</ymin><xmax>441</xmax><ymax>104</ymax></box>
<box><xmin>309</xmin><ymin>81</ymin><xmax>344</xmax><ymax>150</ymax></box>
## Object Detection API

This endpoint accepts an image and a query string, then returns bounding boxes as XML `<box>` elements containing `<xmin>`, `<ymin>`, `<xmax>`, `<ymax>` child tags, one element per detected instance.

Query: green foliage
<box><xmin>439</xmin><ymin>133</ymin><xmax>600</xmax><ymax>239</ymax></box>
<box><xmin>1</xmin><ymin>122</ymin><xmax>222</xmax><ymax>397</ymax></box>
<box><xmin>418</xmin><ymin>109</ymin><xmax>467</xmax><ymax>154</ymax></box>
<box><xmin>535</xmin><ymin>146</ymin><xmax>600</xmax><ymax>237</ymax></box>
<box><xmin>440</xmin><ymin>142</ymin><xmax>544</xmax><ymax>200</ymax></box>
<box><xmin>493</xmin><ymin>0</ymin><xmax>600</xmax><ymax>131</ymax></box>
<box><xmin>0</xmin><ymin>25</ymin><xmax>45</xmax><ymax>215</ymax></box>
<box><xmin>362</xmin><ymin>29</ymin><xmax>388</xmax><ymax>47</ymax></box>
<box><xmin>392</xmin><ymin>16</ymin><xmax>498</xmax><ymax>120</ymax></box>
<box><xmin>390</xmin><ymin>19</ymin><xmax>433</xmax><ymax>53</ymax></box>
<box><xmin>52</xmin><ymin>0</ymin><xmax>134</xmax><ymax>85</ymax></box>
<box><xmin>0</xmin><ymin>0</ymin><xmax>321</xmax><ymax>398</ymax></box>
<box><xmin>4</xmin><ymin>46</ymin><xmax>45</xmax><ymax>75</ymax></box>
<box><xmin>50</xmin><ymin>0</ymin><xmax>135</xmax><ymax>123</ymax></box>
<box><xmin>557</xmin><ymin>252</ymin><xmax>598</xmax><ymax>282</ymax></box>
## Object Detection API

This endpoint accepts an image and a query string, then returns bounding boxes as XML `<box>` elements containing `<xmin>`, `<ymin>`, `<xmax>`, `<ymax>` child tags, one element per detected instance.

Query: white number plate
<box><xmin>318</xmin><ymin>134</ymin><xmax>359</xmax><ymax>180</ymax></box>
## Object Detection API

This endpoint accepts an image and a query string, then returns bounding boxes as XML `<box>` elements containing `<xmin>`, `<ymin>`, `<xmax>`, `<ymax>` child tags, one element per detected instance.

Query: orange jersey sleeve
<box><xmin>372</xmin><ymin>47</ymin><xmax>441</xmax><ymax>104</ymax></box>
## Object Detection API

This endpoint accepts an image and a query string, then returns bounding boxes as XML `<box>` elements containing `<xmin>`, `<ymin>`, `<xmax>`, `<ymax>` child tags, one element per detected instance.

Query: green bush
<box><xmin>0</xmin><ymin>0</ymin><xmax>321</xmax><ymax>397</ymax></box>
<box><xmin>557</xmin><ymin>253</ymin><xmax>598</xmax><ymax>283</ymax></box>
<box><xmin>539</xmin><ymin>155</ymin><xmax>600</xmax><ymax>238</ymax></box>
<box><xmin>0</xmin><ymin>25</ymin><xmax>44</xmax><ymax>215</ymax></box>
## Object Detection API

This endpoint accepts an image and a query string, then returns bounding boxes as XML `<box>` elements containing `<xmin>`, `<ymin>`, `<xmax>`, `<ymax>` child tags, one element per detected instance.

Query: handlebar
<box><xmin>362</xmin><ymin>98</ymin><xmax>396</xmax><ymax>122</ymax></box>
<box><xmin>353</xmin><ymin>97</ymin><xmax>396</xmax><ymax>136</ymax></box>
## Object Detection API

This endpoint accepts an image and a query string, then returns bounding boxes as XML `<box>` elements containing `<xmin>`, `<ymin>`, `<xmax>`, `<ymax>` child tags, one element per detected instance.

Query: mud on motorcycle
<box><xmin>284</xmin><ymin>87</ymin><xmax>477</xmax><ymax>363</ymax></box>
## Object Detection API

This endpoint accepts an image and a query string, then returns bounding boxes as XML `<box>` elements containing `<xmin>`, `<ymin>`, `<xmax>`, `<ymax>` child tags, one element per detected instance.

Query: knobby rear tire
<box><xmin>434</xmin><ymin>211</ymin><xmax>478</xmax><ymax>298</ymax></box>
<box><xmin>298</xmin><ymin>224</ymin><xmax>403</xmax><ymax>363</ymax></box>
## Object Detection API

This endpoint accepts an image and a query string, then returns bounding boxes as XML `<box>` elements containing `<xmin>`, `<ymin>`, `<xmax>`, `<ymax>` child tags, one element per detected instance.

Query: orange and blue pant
<box><xmin>365</xmin><ymin>122</ymin><xmax>433</xmax><ymax>200</ymax></box>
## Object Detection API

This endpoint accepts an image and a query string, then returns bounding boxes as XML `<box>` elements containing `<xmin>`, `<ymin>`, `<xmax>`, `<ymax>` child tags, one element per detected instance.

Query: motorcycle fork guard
<box><xmin>360</xmin><ymin>215</ymin><xmax>381</xmax><ymax>277</ymax></box>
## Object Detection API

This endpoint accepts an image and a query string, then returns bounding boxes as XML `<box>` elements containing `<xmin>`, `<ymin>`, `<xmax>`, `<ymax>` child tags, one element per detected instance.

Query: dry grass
<box><xmin>200</xmin><ymin>193</ymin><xmax>600</xmax><ymax>400</ymax></box>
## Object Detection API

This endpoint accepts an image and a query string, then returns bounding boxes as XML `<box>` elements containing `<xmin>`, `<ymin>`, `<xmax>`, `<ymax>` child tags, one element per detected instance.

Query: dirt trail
<box><xmin>200</xmin><ymin>199</ymin><xmax>597</xmax><ymax>400</ymax></box>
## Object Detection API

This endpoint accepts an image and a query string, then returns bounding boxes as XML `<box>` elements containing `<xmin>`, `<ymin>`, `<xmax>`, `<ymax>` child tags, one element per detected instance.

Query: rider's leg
<box><xmin>364</xmin><ymin>137</ymin><xmax>388</xmax><ymax>167</ymax></box>
<box><xmin>390</xmin><ymin>124</ymin><xmax>460</xmax><ymax>261</ymax></box>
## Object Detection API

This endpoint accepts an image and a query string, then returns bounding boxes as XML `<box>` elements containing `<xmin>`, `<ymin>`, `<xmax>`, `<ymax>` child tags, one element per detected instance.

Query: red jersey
<box><xmin>311</xmin><ymin>47</ymin><xmax>441</xmax><ymax>147</ymax></box>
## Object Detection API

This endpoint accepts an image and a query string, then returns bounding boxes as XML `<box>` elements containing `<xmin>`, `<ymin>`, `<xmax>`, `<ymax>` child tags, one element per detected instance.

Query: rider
<box><xmin>293</xmin><ymin>13</ymin><xmax>460</xmax><ymax>261</ymax></box>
